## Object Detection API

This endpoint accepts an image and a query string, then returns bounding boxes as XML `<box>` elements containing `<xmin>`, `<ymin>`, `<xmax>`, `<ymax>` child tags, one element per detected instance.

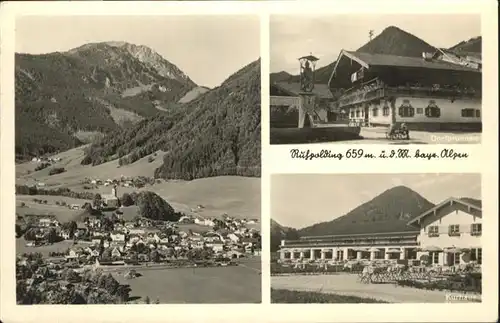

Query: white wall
<box><xmin>417</xmin><ymin>202</ymin><xmax>482</xmax><ymax>249</ymax></box>
<box><xmin>395</xmin><ymin>97</ymin><xmax>481</xmax><ymax>124</ymax></box>
<box><xmin>347</xmin><ymin>96</ymin><xmax>481</xmax><ymax>125</ymax></box>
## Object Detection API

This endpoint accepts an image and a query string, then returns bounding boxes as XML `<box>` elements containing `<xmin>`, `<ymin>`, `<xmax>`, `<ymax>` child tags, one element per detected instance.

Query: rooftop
<box><xmin>344</xmin><ymin>50</ymin><xmax>481</xmax><ymax>73</ymax></box>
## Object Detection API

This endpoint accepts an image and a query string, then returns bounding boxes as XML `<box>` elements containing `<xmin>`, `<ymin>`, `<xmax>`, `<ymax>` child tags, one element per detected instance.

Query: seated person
<box><xmin>400</xmin><ymin>122</ymin><xmax>410</xmax><ymax>138</ymax></box>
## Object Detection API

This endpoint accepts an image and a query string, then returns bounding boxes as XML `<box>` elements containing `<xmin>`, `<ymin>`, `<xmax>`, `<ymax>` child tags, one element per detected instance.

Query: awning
<box><xmin>386</xmin><ymin>248</ymin><xmax>401</xmax><ymax>253</ymax></box>
<box><xmin>422</xmin><ymin>246</ymin><xmax>443</xmax><ymax>252</ymax></box>
<box><xmin>368</xmin><ymin>247</ymin><xmax>381</xmax><ymax>252</ymax></box>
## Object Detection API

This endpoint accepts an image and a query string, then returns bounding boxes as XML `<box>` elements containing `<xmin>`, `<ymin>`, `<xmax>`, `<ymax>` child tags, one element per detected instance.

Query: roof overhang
<box><xmin>407</xmin><ymin>197</ymin><xmax>482</xmax><ymax>226</ymax></box>
<box><xmin>327</xmin><ymin>50</ymin><xmax>370</xmax><ymax>89</ymax></box>
<box><xmin>270</xmin><ymin>82</ymin><xmax>299</xmax><ymax>97</ymax></box>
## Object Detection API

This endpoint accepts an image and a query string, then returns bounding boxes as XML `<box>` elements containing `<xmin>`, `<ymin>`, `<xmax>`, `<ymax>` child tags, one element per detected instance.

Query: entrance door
<box><xmin>364</xmin><ymin>106</ymin><xmax>369</xmax><ymax>126</ymax></box>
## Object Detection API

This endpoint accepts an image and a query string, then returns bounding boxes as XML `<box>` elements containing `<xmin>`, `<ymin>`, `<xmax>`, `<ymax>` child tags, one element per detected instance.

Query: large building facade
<box><xmin>327</xmin><ymin>50</ymin><xmax>482</xmax><ymax>131</ymax></box>
<box><xmin>279</xmin><ymin>197</ymin><xmax>482</xmax><ymax>266</ymax></box>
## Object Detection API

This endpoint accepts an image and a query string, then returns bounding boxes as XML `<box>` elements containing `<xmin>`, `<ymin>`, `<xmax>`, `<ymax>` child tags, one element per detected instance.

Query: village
<box><xmin>16</xmin><ymin>182</ymin><xmax>261</xmax><ymax>303</ymax></box>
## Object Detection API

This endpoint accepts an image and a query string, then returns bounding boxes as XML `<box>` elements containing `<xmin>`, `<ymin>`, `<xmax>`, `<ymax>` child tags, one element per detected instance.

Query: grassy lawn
<box><xmin>16</xmin><ymin>195</ymin><xmax>90</xmax><ymax>222</ymax></box>
<box><xmin>16</xmin><ymin>239</ymin><xmax>78</xmax><ymax>257</ymax></box>
<box><xmin>271</xmin><ymin>288</ymin><xmax>388</xmax><ymax>303</ymax></box>
<box><xmin>113</xmin><ymin>257</ymin><xmax>262</xmax><ymax>303</ymax></box>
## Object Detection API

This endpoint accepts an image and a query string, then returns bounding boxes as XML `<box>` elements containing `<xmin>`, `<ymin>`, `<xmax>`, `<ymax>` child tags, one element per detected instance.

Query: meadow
<box><xmin>16</xmin><ymin>147</ymin><xmax>261</xmax><ymax>221</ymax></box>
<box><xmin>113</xmin><ymin>257</ymin><xmax>262</xmax><ymax>303</ymax></box>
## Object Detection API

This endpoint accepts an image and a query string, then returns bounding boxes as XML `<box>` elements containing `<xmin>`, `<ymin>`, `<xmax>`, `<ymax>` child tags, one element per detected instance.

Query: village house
<box><xmin>129</xmin><ymin>228</ymin><xmax>145</xmax><ymax>235</ymax></box>
<box><xmin>327</xmin><ymin>50</ymin><xmax>481</xmax><ymax>131</ymax></box>
<box><xmin>102</xmin><ymin>185</ymin><xmax>119</xmax><ymax>209</ymax></box>
<box><xmin>61</xmin><ymin>230</ymin><xmax>71</xmax><ymax>240</ymax></box>
<box><xmin>178</xmin><ymin>215</ymin><xmax>195</xmax><ymax>224</ymax></box>
<box><xmin>228</xmin><ymin>233</ymin><xmax>242</xmax><ymax>243</ymax></box>
<box><xmin>91</xmin><ymin>238</ymin><xmax>102</xmax><ymax>245</ymax></box>
<box><xmin>66</xmin><ymin>249</ymin><xmax>79</xmax><ymax>260</ymax></box>
<box><xmin>110</xmin><ymin>231</ymin><xmax>125</xmax><ymax>242</ymax></box>
<box><xmin>38</xmin><ymin>217</ymin><xmax>55</xmax><ymax>227</ymax></box>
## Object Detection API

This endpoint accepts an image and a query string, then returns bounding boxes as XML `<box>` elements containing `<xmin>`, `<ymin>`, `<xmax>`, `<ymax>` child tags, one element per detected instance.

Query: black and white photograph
<box><xmin>271</xmin><ymin>173</ymin><xmax>482</xmax><ymax>303</ymax></box>
<box><xmin>14</xmin><ymin>15</ymin><xmax>261</xmax><ymax>304</ymax></box>
<box><xmin>270</xmin><ymin>15</ymin><xmax>482</xmax><ymax>144</ymax></box>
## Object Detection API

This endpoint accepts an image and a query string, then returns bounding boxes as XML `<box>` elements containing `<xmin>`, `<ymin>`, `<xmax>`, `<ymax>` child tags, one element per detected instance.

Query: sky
<box><xmin>270</xmin><ymin>14</ymin><xmax>481</xmax><ymax>74</ymax></box>
<box><xmin>15</xmin><ymin>15</ymin><xmax>260</xmax><ymax>88</ymax></box>
<box><xmin>271</xmin><ymin>173</ymin><xmax>481</xmax><ymax>229</ymax></box>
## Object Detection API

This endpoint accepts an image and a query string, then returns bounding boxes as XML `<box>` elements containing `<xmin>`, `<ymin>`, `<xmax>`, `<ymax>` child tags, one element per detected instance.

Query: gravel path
<box><xmin>271</xmin><ymin>274</ymin><xmax>451</xmax><ymax>303</ymax></box>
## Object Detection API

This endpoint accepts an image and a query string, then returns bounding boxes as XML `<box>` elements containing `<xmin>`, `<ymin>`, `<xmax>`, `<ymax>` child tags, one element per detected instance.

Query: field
<box><xmin>16</xmin><ymin>195</ymin><xmax>91</xmax><ymax>222</ymax></box>
<box><xmin>113</xmin><ymin>257</ymin><xmax>262</xmax><ymax>303</ymax></box>
<box><xmin>271</xmin><ymin>274</ymin><xmax>451</xmax><ymax>303</ymax></box>
<box><xmin>16</xmin><ymin>147</ymin><xmax>261</xmax><ymax>221</ymax></box>
<box><xmin>16</xmin><ymin>238</ymin><xmax>79</xmax><ymax>257</ymax></box>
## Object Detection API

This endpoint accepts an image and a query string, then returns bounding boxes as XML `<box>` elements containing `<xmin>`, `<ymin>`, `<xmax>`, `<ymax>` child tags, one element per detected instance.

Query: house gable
<box><xmin>407</xmin><ymin>197</ymin><xmax>482</xmax><ymax>228</ymax></box>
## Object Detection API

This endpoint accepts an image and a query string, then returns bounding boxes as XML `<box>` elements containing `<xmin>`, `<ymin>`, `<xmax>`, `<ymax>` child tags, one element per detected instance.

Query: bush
<box><xmin>271</xmin><ymin>289</ymin><xmax>387</xmax><ymax>303</ymax></box>
<box><xmin>35</xmin><ymin>163</ymin><xmax>51</xmax><ymax>171</ymax></box>
<box><xmin>396</xmin><ymin>273</ymin><xmax>481</xmax><ymax>294</ymax></box>
<box><xmin>48</xmin><ymin>167</ymin><xmax>66</xmax><ymax>176</ymax></box>
<box><xmin>120</xmin><ymin>193</ymin><xmax>134</xmax><ymax>207</ymax></box>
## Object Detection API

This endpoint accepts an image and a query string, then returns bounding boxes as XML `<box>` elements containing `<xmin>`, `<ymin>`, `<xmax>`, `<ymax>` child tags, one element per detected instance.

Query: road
<box><xmin>272</xmin><ymin>274</ymin><xmax>479</xmax><ymax>303</ymax></box>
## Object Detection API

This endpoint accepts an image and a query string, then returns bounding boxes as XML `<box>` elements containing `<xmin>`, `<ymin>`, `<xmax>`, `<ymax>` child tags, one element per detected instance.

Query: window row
<box><xmin>427</xmin><ymin>223</ymin><xmax>481</xmax><ymax>237</ymax></box>
<box><xmin>349</xmin><ymin>107</ymin><xmax>482</xmax><ymax>118</ymax></box>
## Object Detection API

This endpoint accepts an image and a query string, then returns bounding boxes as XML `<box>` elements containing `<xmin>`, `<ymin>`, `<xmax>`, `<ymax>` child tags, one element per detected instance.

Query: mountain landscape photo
<box><xmin>270</xmin><ymin>185</ymin><xmax>436</xmax><ymax>250</ymax></box>
<box><xmin>270</xmin><ymin>25</ymin><xmax>482</xmax><ymax>84</ymax></box>
<box><xmin>14</xmin><ymin>15</ymin><xmax>262</xmax><ymax>305</ymax></box>
<box><xmin>270</xmin><ymin>173</ymin><xmax>483</xmax><ymax>305</ymax></box>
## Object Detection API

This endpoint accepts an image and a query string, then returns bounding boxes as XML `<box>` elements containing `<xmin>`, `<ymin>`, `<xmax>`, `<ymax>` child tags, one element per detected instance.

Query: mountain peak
<box><xmin>297</xmin><ymin>185</ymin><xmax>435</xmax><ymax>236</ymax></box>
<box><xmin>68</xmin><ymin>41</ymin><xmax>196</xmax><ymax>87</ymax></box>
<box><xmin>357</xmin><ymin>26</ymin><xmax>436</xmax><ymax>58</ymax></box>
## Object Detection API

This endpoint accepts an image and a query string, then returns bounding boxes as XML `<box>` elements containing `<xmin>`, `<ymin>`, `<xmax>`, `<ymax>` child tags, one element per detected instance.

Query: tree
<box><xmin>135</xmin><ymin>191</ymin><xmax>178</xmax><ymax>221</ymax></box>
<box><xmin>24</xmin><ymin>228</ymin><xmax>37</xmax><ymax>241</ymax></box>
<box><xmin>46</xmin><ymin>228</ymin><xmax>59</xmax><ymax>243</ymax></box>
<box><xmin>116</xmin><ymin>284</ymin><xmax>131</xmax><ymax>303</ymax></box>
<box><xmin>145</xmin><ymin>296</ymin><xmax>151</xmax><ymax>304</ymax></box>
<box><xmin>150</xmin><ymin>250</ymin><xmax>160</xmax><ymax>263</ymax></box>
<box><xmin>121</xmin><ymin>193</ymin><xmax>134</xmax><ymax>207</ymax></box>
<box><xmin>104</xmin><ymin>274</ymin><xmax>119</xmax><ymax>295</ymax></box>
<box><xmin>93</xmin><ymin>193</ymin><xmax>103</xmax><ymax>210</ymax></box>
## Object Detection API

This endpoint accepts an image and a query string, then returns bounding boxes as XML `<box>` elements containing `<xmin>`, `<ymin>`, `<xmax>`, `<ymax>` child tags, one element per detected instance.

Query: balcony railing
<box><xmin>335</xmin><ymin>78</ymin><xmax>481</xmax><ymax>108</ymax></box>
<box><xmin>336</xmin><ymin>78</ymin><xmax>385</xmax><ymax>107</ymax></box>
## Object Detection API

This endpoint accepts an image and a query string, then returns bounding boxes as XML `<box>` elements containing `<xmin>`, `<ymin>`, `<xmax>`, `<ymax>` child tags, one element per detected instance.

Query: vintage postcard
<box><xmin>1</xmin><ymin>1</ymin><xmax>498</xmax><ymax>323</ymax></box>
